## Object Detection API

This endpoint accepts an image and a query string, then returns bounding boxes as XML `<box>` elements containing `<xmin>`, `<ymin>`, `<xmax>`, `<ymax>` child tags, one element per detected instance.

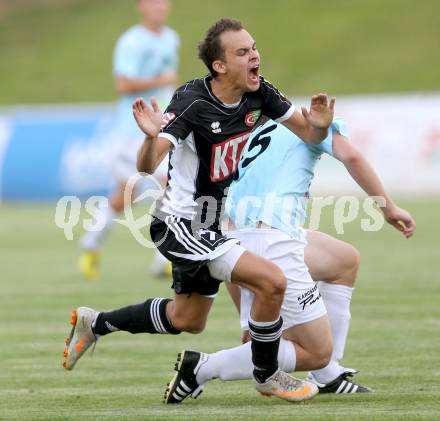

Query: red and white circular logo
<box><xmin>245</xmin><ymin>112</ymin><xmax>255</xmax><ymax>127</ymax></box>
<box><xmin>161</xmin><ymin>112</ymin><xmax>176</xmax><ymax>128</ymax></box>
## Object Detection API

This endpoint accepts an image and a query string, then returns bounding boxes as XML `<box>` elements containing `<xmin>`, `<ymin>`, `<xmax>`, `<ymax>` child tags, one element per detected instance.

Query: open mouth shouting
<box><xmin>248</xmin><ymin>62</ymin><xmax>260</xmax><ymax>86</ymax></box>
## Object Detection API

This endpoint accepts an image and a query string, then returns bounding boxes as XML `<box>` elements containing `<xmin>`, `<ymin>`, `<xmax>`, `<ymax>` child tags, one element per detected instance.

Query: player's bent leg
<box><xmin>305</xmin><ymin>229</ymin><xmax>360</xmax><ymax>287</ymax></box>
<box><xmin>165</xmin><ymin>343</ymin><xmax>317</xmax><ymax>404</ymax></box>
<box><xmin>155</xmin><ymin>220</ymin><xmax>308</xmax><ymax>402</ymax></box>
<box><xmin>108</xmin><ymin>180</ymin><xmax>128</xmax><ymax>213</ymax></box>
<box><xmin>167</xmin><ymin>292</ymin><xmax>214</xmax><ymax>334</ymax></box>
<box><xmin>62</xmin><ymin>294</ymin><xmax>213</xmax><ymax>371</ymax></box>
<box><xmin>91</xmin><ymin>295</ymin><xmax>211</xmax><ymax>337</ymax></box>
<box><xmin>150</xmin><ymin>249</ymin><xmax>172</xmax><ymax>278</ymax></box>
<box><xmin>78</xmin><ymin>182</ymin><xmax>127</xmax><ymax>280</ymax></box>
<box><xmin>282</xmin><ymin>315</ymin><xmax>333</xmax><ymax>371</ymax></box>
<box><xmin>219</xmin><ymin>231</ymin><xmax>319</xmax><ymax>401</ymax></box>
<box><xmin>230</xmin><ymin>250</ymin><xmax>286</xmax><ymax>321</ymax></box>
<box><xmin>229</xmin><ymin>251</ymin><xmax>287</xmax><ymax>387</ymax></box>
<box><xmin>171</xmin><ymin>317</ymin><xmax>330</xmax><ymax>404</ymax></box>
<box><xmin>304</xmin><ymin>230</ymin><xmax>370</xmax><ymax>393</ymax></box>
<box><xmin>194</xmin><ymin>337</ymin><xmax>296</xmax><ymax>385</ymax></box>
<box><xmin>179</xmin><ymin>316</ymin><xmax>332</xmax><ymax>391</ymax></box>
<box><xmin>209</xmin><ymin>244</ymin><xmax>315</xmax><ymax>402</ymax></box>
<box><xmin>225</xmin><ymin>281</ymin><xmax>241</xmax><ymax>313</ymax></box>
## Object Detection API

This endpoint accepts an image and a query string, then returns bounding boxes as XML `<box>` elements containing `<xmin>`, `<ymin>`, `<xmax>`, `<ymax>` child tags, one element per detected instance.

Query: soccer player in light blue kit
<box><xmin>173</xmin><ymin>117</ymin><xmax>416</xmax><ymax>397</ymax></box>
<box><xmin>79</xmin><ymin>0</ymin><xmax>179</xmax><ymax>279</ymax></box>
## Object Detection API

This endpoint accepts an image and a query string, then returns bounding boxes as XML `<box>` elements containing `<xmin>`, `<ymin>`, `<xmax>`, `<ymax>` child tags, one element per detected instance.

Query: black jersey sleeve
<box><xmin>259</xmin><ymin>77</ymin><xmax>295</xmax><ymax>123</ymax></box>
<box><xmin>159</xmin><ymin>88</ymin><xmax>197</xmax><ymax>147</ymax></box>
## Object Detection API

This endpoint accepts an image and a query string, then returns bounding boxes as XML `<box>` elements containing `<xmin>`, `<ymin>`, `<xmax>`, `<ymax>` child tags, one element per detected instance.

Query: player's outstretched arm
<box><xmin>282</xmin><ymin>94</ymin><xmax>335</xmax><ymax>144</ymax></box>
<box><xmin>133</xmin><ymin>97</ymin><xmax>172</xmax><ymax>174</ymax></box>
<box><xmin>333</xmin><ymin>133</ymin><xmax>416</xmax><ymax>238</ymax></box>
<box><xmin>116</xmin><ymin>71</ymin><xmax>178</xmax><ymax>95</ymax></box>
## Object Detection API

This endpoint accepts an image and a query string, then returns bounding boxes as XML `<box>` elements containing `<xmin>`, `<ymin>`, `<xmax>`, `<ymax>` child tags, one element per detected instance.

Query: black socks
<box><xmin>93</xmin><ymin>298</ymin><xmax>181</xmax><ymax>336</ymax></box>
<box><xmin>248</xmin><ymin>316</ymin><xmax>283</xmax><ymax>383</ymax></box>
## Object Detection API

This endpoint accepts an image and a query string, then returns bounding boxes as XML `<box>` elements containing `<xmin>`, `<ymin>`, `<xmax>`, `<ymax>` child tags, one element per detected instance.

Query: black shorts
<box><xmin>150</xmin><ymin>215</ymin><xmax>236</xmax><ymax>296</ymax></box>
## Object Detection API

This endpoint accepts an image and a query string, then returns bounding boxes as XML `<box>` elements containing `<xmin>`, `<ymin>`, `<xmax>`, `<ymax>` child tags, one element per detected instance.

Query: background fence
<box><xmin>1</xmin><ymin>93</ymin><xmax>439</xmax><ymax>201</ymax></box>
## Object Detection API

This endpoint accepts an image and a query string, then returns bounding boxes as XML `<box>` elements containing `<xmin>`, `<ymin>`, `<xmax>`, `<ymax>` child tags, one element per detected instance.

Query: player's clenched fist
<box><xmin>301</xmin><ymin>93</ymin><xmax>336</xmax><ymax>129</ymax></box>
<box><xmin>132</xmin><ymin>97</ymin><xmax>163</xmax><ymax>138</ymax></box>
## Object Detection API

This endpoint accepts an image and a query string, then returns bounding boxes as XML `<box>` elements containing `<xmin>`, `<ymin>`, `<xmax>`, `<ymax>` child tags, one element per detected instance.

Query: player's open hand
<box><xmin>132</xmin><ymin>97</ymin><xmax>163</xmax><ymax>138</ymax></box>
<box><xmin>302</xmin><ymin>93</ymin><xmax>336</xmax><ymax>129</ymax></box>
<box><xmin>383</xmin><ymin>205</ymin><xmax>416</xmax><ymax>238</ymax></box>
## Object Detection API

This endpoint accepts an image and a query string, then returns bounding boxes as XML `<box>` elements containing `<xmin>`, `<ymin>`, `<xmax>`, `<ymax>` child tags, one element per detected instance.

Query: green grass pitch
<box><xmin>0</xmin><ymin>199</ymin><xmax>439</xmax><ymax>420</ymax></box>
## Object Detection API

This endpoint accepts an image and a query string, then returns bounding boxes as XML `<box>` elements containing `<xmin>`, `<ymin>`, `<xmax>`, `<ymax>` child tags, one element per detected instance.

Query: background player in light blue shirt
<box><xmin>113</xmin><ymin>3</ymin><xmax>179</xmax><ymax>136</ymax></box>
<box><xmin>79</xmin><ymin>0</ymin><xmax>179</xmax><ymax>279</ymax></box>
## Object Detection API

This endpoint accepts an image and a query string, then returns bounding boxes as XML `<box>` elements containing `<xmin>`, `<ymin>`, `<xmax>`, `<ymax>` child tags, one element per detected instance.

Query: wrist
<box><xmin>382</xmin><ymin>199</ymin><xmax>396</xmax><ymax>215</ymax></box>
<box><xmin>155</xmin><ymin>74</ymin><xmax>166</xmax><ymax>87</ymax></box>
<box><xmin>310</xmin><ymin>123</ymin><xmax>329</xmax><ymax>131</ymax></box>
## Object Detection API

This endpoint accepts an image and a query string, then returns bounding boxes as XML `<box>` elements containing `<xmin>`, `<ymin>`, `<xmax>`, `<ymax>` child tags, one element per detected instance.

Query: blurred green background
<box><xmin>0</xmin><ymin>0</ymin><xmax>439</xmax><ymax>105</ymax></box>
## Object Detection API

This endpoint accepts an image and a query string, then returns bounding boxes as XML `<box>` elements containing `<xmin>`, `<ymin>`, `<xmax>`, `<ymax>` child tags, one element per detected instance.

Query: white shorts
<box><xmin>226</xmin><ymin>228</ymin><xmax>327</xmax><ymax>331</ymax></box>
<box><xmin>112</xmin><ymin>135</ymin><xmax>168</xmax><ymax>183</ymax></box>
<box><xmin>207</xmin><ymin>243</ymin><xmax>246</xmax><ymax>284</ymax></box>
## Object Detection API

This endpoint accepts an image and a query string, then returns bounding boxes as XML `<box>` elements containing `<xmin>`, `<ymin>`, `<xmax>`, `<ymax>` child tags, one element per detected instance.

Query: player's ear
<box><xmin>212</xmin><ymin>60</ymin><xmax>227</xmax><ymax>75</ymax></box>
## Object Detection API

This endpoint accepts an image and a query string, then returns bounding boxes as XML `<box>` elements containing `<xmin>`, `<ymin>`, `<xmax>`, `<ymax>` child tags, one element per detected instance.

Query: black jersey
<box><xmin>156</xmin><ymin>75</ymin><xmax>295</xmax><ymax>230</ymax></box>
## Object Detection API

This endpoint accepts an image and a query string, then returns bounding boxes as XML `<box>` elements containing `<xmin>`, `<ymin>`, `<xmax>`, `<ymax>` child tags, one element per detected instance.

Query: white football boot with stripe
<box><xmin>307</xmin><ymin>369</ymin><xmax>372</xmax><ymax>394</ymax></box>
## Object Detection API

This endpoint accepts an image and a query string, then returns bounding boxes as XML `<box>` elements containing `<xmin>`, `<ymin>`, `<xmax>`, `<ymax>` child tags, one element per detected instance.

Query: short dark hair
<box><xmin>198</xmin><ymin>18</ymin><xmax>243</xmax><ymax>77</ymax></box>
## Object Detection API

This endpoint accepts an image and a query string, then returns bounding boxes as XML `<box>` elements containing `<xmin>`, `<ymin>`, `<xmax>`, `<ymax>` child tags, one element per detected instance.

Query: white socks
<box><xmin>80</xmin><ymin>204</ymin><xmax>118</xmax><ymax>251</ymax></box>
<box><xmin>150</xmin><ymin>249</ymin><xmax>170</xmax><ymax>275</ymax></box>
<box><xmin>196</xmin><ymin>282</ymin><xmax>354</xmax><ymax>386</ymax></box>
<box><xmin>196</xmin><ymin>338</ymin><xmax>296</xmax><ymax>385</ymax></box>
<box><xmin>278</xmin><ymin>337</ymin><xmax>296</xmax><ymax>374</ymax></box>
<box><xmin>311</xmin><ymin>282</ymin><xmax>354</xmax><ymax>384</ymax></box>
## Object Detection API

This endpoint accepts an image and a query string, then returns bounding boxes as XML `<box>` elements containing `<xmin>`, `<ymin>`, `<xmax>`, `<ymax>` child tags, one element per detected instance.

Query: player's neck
<box><xmin>141</xmin><ymin>20</ymin><xmax>163</xmax><ymax>34</ymax></box>
<box><xmin>210</xmin><ymin>77</ymin><xmax>243</xmax><ymax>105</ymax></box>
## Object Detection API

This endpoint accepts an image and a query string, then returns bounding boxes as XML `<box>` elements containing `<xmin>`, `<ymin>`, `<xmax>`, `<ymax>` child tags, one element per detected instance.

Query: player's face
<box><xmin>138</xmin><ymin>0</ymin><xmax>170</xmax><ymax>26</ymax></box>
<box><xmin>218</xmin><ymin>29</ymin><xmax>260</xmax><ymax>92</ymax></box>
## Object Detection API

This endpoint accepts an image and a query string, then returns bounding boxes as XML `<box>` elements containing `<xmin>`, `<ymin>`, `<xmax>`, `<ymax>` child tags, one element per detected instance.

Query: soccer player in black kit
<box><xmin>63</xmin><ymin>18</ymin><xmax>335</xmax><ymax>403</ymax></box>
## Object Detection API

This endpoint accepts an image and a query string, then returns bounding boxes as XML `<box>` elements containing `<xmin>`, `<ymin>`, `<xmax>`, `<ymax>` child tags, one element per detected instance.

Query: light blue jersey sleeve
<box><xmin>310</xmin><ymin>117</ymin><xmax>349</xmax><ymax>157</ymax></box>
<box><xmin>113</xmin><ymin>33</ymin><xmax>143</xmax><ymax>78</ymax></box>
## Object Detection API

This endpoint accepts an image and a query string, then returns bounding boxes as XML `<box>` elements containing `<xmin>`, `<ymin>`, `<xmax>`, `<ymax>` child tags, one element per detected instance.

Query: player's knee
<box><xmin>332</xmin><ymin>243</ymin><xmax>360</xmax><ymax>287</ymax></box>
<box><xmin>261</xmin><ymin>269</ymin><xmax>286</xmax><ymax>299</ymax></box>
<box><xmin>173</xmin><ymin>318</ymin><xmax>206</xmax><ymax>334</ymax></box>
<box><xmin>343</xmin><ymin>245</ymin><xmax>360</xmax><ymax>287</ymax></box>
<box><xmin>312</xmin><ymin>342</ymin><xmax>333</xmax><ymax>369</ymax></box>
<box><xmin>351</xmin><ymin>246</ymin><xmax>361</xmax><ymax>272</ymax></box>
<box><xmin>185</xmin><ymin>325</ymin><xmax>205</xmax><ymax>334</ymax></box>
<box><xmin>273</xmin><ymin>274</ymin><xmax>287</xmax><ymax>297</ymax></box>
